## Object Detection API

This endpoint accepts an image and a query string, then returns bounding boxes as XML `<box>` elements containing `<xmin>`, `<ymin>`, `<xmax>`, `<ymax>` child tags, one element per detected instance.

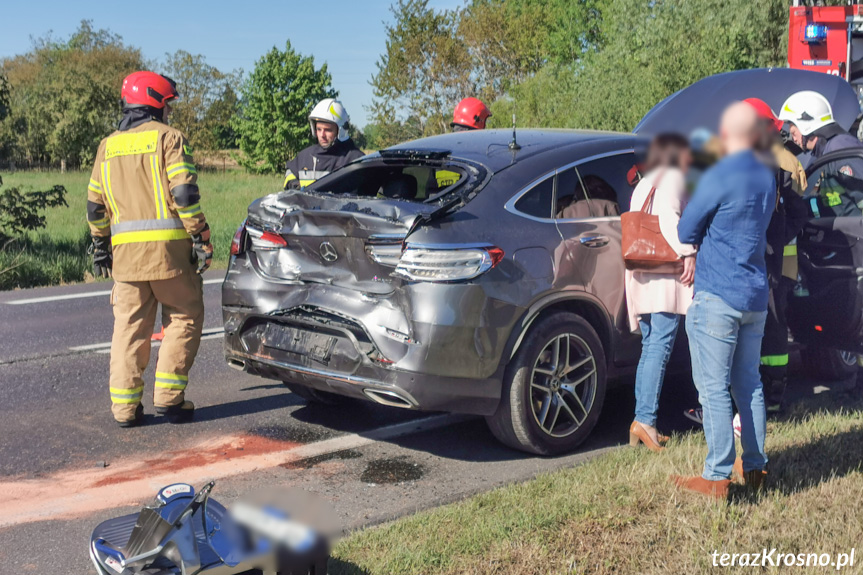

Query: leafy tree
<box><xmin>162</xmin><ymin>50</ymin><xmax>241</xmax><ymax>151</ymax></box>
<box><xmin>495</xmin><ymin>0</ymin><xmax>792</xmax><ymax>132</ymax></box>
<box><xmin>233</xmin><ymin>41</ymin><xmax>336</xmax><ymax>174</ymax></box>
<box><xmin>0</xmin><ymin>21</ymin><xmax>144</xmax><ymax>169</ymax></box>
<box><xmin>369</xmin><ymin>0</ymin><xmax>472</xmax><ymax>146</ymax></box>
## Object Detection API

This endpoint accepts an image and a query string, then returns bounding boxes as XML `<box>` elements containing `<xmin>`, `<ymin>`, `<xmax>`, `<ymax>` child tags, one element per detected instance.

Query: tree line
<box><xmin>0</xmin><ymin>20</ymin><xmax>335</xmax><ymax>173</ymax></box>
<box><xmin>0</xmin><ymin>1</ymin><xmax>850</xmax><ymax>173</ymax></box>
<box><xmin>366</xmin><ymin>0</ymin><xmax>849</xmax><ymax>148</ymax></box>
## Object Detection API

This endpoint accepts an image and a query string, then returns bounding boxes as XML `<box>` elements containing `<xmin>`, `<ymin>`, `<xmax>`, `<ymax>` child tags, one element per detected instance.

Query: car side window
<box><xmin>513</xmin><ymin>176</ymin><xmax>554</xmax><ymax>219</ymax></box>
<box><xmin>554</xmin><ymin>167</ymin><xmax>592</xmax><ymax>219</ymax></box>
<box><xmin>566</xmin><ymin>153</ymin><xmax>638</xmax><ymax>217</ymax></box>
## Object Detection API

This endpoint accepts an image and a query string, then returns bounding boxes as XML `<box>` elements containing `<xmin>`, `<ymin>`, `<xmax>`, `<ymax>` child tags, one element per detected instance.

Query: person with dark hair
<box><xmin>625</xmin><ymin>133</ymin><xmax>697</xmax><ymax>451</ymax></box>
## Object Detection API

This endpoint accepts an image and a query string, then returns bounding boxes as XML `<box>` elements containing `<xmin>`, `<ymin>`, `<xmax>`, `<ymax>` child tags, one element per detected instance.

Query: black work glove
<box><xmin>191</xmin><ymin>223</ymin><xmax>213</xmax><ymax>274</ymax></box>
<box><xmin>90</xmin><ymin>235</ymin><xmax>112</xmax><ymax>278</ymax></box>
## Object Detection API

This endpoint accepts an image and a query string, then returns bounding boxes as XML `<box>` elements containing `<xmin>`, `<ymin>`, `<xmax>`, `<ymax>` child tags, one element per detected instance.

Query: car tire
<box><xmin>283</xmin><ymin>381</ymin><xmax>347</xmax><ymax>405</ymax></box>
<box><xmin>800</xmin><ymin>347</ymin><xmax>860</xmax><ymax>382</ymax></box>
<box><xmin>486</xmin><ymin>312</ymin><xmax>607</xmax><ymax>455</ymax></box>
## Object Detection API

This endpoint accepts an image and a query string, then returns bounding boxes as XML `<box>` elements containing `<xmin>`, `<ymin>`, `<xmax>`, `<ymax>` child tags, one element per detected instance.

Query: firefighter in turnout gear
<box><xmin>87</xmin><ymin>71</ymin><xmax>211</xmax><ymax>427</ymax></box>
<box><xmin>283</xmin><ymin>98</ymin><xmax>364</xmax><ymax>190</ymax></box>
<box><xmin>746</xmin><ymin>98</ymin><xmax>809</xmax><ymax>413</ymax></box>
<box><xmin>778</xmin><ymin>90</ymin><xmax>863</xmax><ymax>217</ymax></box>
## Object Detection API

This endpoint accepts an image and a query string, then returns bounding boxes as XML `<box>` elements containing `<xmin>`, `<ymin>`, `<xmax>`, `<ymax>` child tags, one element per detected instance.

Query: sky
<box><xmin>0</xmin><ymin>0</ymin><xmax>465</xmax><ymax>128</ymax></box>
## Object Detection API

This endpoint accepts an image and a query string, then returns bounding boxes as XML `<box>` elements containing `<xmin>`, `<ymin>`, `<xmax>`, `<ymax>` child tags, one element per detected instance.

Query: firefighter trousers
<box><xmin>109</xmin><ymin>271</ymin><xmax>204</xmax><ymax>421</ymax></box>
<box><xmin>760</xmin><ymin>277</ymin><xmax>792</xmax><ymax>409</ymax></box>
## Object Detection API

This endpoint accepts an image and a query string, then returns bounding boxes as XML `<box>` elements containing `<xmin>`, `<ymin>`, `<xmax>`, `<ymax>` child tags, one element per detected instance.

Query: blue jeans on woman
<box><xmin>634</xmin><ymin>312</ymin><xmax>681</xmax><ymax>428</ymax></box>
<box><xmin>685</xmin><ymin>291</ymin><xmax>768</xmax><ymax>481</ymax></box>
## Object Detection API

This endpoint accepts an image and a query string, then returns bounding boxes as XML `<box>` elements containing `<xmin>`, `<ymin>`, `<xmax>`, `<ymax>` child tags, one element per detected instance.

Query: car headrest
<box><xmin>381</xmin><ymin>174</ymin><xmax>417</xmax><ymax>200</ymax></box>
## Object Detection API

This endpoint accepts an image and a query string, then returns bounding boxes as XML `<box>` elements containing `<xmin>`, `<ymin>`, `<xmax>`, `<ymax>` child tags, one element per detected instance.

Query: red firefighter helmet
<box><xmin>743</xmin><ymin>97</ymin><xmax>782</xmax><ymax>132</ymax></box>
<box><xmin>451</xmin><ymin>97</ymin><xmax>492</xmax><ymax>130</ymax></box>
<box><xmin>121</xmin><ymin>71</ymin><xmax>179</xmax><ymax>109</ymax></box>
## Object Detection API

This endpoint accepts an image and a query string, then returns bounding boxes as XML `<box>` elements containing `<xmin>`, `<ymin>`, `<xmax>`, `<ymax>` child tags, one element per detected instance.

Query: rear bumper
<box><xmin>225</xmin><ymin>346</ymin><xmax>501</xmax><ymax>415</ymax></box>
<box><xmin>222</xmin><ymin>254</ymin><xmax>518</xmax><ymax>415</ymax></box>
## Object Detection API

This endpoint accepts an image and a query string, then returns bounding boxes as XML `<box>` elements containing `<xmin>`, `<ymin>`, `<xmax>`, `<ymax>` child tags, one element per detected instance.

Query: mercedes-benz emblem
<box><xmin>319</xmin><ymin>241</ymin><xmax>338</xmax><ymax>262</ymax></box>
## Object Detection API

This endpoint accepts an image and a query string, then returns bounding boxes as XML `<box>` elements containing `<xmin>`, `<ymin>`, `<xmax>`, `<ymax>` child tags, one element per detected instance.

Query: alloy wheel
<box><xmin>529</xmin><ymin>333</ymin><xmax>598</xmax><ymax>438</ymax></box>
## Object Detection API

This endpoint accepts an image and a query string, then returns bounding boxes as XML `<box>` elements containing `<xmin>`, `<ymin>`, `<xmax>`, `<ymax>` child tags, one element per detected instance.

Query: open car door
<box><xmin>787</xmin><ymin>149</ymin><xmax>863</xmax><ymax>353</ymax></box>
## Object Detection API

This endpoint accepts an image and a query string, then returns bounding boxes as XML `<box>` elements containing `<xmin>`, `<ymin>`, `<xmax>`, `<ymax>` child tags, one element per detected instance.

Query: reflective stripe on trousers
<box><xmin>760</xmin><ymin>354</ymin><xmax>789</xmax><ymax>367</ymax></box>
<box><xmin>155</xmin><ymin>372</ymin><xmax>188</xmax><ymax>390</ymax></box>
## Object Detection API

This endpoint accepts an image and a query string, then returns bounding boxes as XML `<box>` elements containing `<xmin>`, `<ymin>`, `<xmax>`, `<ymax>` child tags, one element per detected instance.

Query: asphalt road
<box><xmin>0</xmin><ymin>275</ymin><xmax>849</xmax><ymax>575</ymax></box>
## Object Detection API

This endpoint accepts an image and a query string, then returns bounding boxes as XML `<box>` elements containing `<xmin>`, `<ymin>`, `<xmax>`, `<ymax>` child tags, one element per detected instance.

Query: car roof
<box><xmin>382</xmin><ymin>129</ymin><xmax>645</xmax><ymax>173</ymax></box>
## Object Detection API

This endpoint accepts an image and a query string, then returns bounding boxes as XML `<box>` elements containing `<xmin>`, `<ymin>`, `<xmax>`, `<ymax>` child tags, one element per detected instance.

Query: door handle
<box><xmin>579</xmin><ymin>235</ymin><xmax>609</xmax><ymax>248</ymax></box>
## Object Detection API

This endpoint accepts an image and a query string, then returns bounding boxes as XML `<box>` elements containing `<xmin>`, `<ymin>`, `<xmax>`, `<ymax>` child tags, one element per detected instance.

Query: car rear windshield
<box><xmin>306</xmin><ymin>160</ymin><xmax>471</xmax><ymax>203</ymax></box>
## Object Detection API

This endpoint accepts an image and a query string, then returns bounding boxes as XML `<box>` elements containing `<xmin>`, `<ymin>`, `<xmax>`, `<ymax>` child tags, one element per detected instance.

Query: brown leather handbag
<box><xmin>621</xmin><ymin>172</ymin><xmax>684</xmax><ymax>274</ymax></box>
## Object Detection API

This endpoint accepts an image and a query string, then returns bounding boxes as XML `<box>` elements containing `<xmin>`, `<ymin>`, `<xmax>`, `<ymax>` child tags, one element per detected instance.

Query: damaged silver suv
<box><xmin>222</xmin><ymin>129</ymin><xmax>647</xmax><ymax>454</ymax></box>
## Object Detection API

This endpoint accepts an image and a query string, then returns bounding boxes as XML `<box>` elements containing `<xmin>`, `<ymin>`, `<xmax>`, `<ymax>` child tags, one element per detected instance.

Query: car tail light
<box><xmin>246</xmin><ymin>225</ymin><xmax>287</xmax><ymax>250</ymax></box>
<box><xmin>394</xmin><ymin>246</ymin><xmax>504</xmax><ymax>282</ymax></box>
<box><xmin>230</xmin><ymin>221</ymin><xmax>246</xmax><ymax>256</ymax></box>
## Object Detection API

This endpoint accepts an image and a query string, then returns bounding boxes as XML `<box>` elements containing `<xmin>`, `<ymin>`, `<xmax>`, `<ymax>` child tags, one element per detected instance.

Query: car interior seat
<box><xmin>381</xmin><ymin>173</ymin><xmax>418</xmax><ymax>200</ymax></box>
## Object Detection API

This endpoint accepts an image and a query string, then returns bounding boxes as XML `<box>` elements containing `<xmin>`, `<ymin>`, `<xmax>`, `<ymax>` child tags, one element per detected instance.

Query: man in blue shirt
<box><xmin>671</xmin><ymin>102</ymin><xmax>776</xmax><ymax>499</ymax></box>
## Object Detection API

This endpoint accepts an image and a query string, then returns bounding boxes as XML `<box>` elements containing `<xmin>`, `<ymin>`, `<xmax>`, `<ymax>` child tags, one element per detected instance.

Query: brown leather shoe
<box><xmin>629</xmin><ymin>421</ymin><xmax>663</xmax><ymax>453</ymax></box>
<box><xmin>732</xmin><ymin>458</ymin><xmax>767</xmax><ymax>490</ymax></box>
<box><xmin>670</xmin><ymin>475</ymin><xmax>730</xmax><ymax>499</ymax></box>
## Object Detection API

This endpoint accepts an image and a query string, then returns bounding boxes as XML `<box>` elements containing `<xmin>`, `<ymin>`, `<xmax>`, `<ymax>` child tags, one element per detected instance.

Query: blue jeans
<box><xmin>686</xmin><ymin>291</ymin><xmax>768</xmax><ymax>481</ymax></box>
<box><xmin>634</xmin><ymin>312</ymin><xmax>681</xmax><ymax>427</ymax></box>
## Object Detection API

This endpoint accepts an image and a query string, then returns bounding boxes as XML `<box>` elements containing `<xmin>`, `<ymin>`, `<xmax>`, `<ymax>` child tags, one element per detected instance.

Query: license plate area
<box><xmin>261</xmin><ymin>323</ymin><xmax>337</xmax><ymax>364</ymax></box>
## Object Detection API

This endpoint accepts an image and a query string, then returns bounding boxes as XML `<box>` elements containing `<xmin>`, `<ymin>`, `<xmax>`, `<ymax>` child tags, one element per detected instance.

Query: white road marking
<box><xmin>0</xmin><ymin>413</ymin><xmax>469</xmax><ymax>528</ymax></box>
<box><xmin>72</xmin><ymin>327</ymin><xmax>225</xmax><ymax>352</ymax></box>
<box><xmin>5</xmin><ymin>278</ymin><xmax>222</xmax><ymax>305</ymax></box>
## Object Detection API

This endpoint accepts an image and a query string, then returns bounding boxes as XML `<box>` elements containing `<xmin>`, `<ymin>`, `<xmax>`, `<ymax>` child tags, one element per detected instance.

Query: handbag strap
<box><xmin>641</xmin><ymin>170</ymin><xmax>666</xmax><ymax>215</ymax></box>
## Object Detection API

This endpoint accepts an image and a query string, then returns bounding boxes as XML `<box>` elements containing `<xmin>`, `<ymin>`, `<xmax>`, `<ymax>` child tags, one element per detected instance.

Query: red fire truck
<box><xmin>788</xmin><ymin>1</ymin><xmax>863</xmax><ymax>100</ymax></box>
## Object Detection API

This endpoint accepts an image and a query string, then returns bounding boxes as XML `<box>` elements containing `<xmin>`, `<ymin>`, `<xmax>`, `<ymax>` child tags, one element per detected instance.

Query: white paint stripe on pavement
<box><xmin>0</xmin><ymin>413</ymin><xmax>468</xmax><ymax>528</ymax></box>
<box><xmin>5</xmin><ymin>278</ymin><xmax>223</xmax><ymax>305</ymax></box>
<box><xmin>71</xmin><ymin>327</ymin><xmax>225</xmax><ymax>352</ymax></box>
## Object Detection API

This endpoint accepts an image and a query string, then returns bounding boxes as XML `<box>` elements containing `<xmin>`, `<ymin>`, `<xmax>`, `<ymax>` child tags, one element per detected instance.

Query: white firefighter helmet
<box><xmin>309</xmin><ymin>98</ymin><xmax>350</xmax><ymax>145</ymax></box>
<box><xmin>778</xmin><ymin>90</ymin><xmax>835</xmax><ymax>136</ymax></box>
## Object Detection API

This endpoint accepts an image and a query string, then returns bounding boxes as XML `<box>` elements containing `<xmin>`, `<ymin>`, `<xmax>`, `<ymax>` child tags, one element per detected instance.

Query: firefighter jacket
<box><xmin>87</xmin><ymin>118</ymin><xmax>208</xmax><ymax>282</ymax></box>
<box><xmin>811</xmin><ymin>125</ymin><xmax>863</xmax><ymax>217</ymax></box>
<box><xmin>772</xmin><ymin>143</ymin><xmax>807</xmax><ymax>280</ymax></box>
<box><xmin>762</xmin><ymin>144</ymin><xmax>809</xmax><ymax>286</ymax></box>
<box><xmin>283</xmin><ymin>139</ymin><xmax>364</xmax><ymax>189</ymax></box>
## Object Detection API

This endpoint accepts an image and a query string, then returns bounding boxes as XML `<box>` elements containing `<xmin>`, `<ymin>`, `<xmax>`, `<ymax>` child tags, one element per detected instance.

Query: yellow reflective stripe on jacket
<box><xmin>783</xmin><ymin>244</ymin><xmax>797</xmax><ymax>256</ymax></box>
<box><xmin>177</xmin><ymin>203</ymin><xmax>202</xmax><ymax>218</ymax></box>
<box><xmin>88</xmin><ymin>179</ymin><xmax>102</xmax><ymax>194</ymax></box>
<box><xmin>284</xmin><ymin>172</ymin><xmax>298</xmax><ymax>188</ymax></box>
<box><xmin>101</xmin><ymin>161</ymin><xmax>120</xmax><ymax>223</ymax></box>
<box><xmin>89</xmin><ymin>217</ymin><xmax>110</xmax><ymax>229</ymax></box>
<box><xmin>299</xmin><ymin>179</ymin><xmax>315</xmax><ymax>187</ymax></box>
<box><xmin>112</xmin><ymin>228</ymin><xmax>190</xmax><ymax>246</ymax></box>
<box><xmin>760</xmin><ymin>354</ymin><xmax>789</xmax><ymax>367</ymax></box>
<box><xmin>166</xmin><ymin>162</ymin><xmax>197</xmax><ymax>178</ymax></box>
<box><xmin>110</xmin><ymin>385</ymin><xmax>144</xmax><ymax>404</ymax></box>
<box><xmin>149</xmin><ymin>155</ymin><xmax>169</xmax><ymax>219</ymax></box>
<box><xmin>155</xmin><ymin>372</ymin><xmax>188</xmax><ymax>390</ymax></box>
<box><xmin>105</xmin><ymin>130</ymin><xmax>158</xmax><ymax>159</ymax></box>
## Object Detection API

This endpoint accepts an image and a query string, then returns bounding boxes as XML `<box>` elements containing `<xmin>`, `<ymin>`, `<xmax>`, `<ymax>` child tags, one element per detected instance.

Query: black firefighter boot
<box><xmin>761</xmin><ymin>367</ymin><xmax>787</xmax><ymax>416</ymax></box>
<box><xmin>117</xmin><ymin>403</ymin><xmax>144</xmax><ymax>428</ymax></box>
<box><xmin>156</xmin><ymin>401</ymin><xmax>195</xmax><ymax>424</ymax></box>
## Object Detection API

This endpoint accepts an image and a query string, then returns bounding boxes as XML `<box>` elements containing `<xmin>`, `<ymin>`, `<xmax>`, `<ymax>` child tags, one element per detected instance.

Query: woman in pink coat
<box><xmin>626</xmin><ymin>134</ymin><xmax>697</xmax><ymax>451</ymax></box>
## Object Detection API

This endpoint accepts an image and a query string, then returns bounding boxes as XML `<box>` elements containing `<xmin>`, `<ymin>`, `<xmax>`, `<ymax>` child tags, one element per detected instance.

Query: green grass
<box><xmin>0</xmin><ymin>170</ymin><xmax>283</xmax><ymax>290</ymax></box>
<box><xmin>331</xmin><ymin>392</ymin><xmax>863</xmax><ymax>575</ymax></box>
